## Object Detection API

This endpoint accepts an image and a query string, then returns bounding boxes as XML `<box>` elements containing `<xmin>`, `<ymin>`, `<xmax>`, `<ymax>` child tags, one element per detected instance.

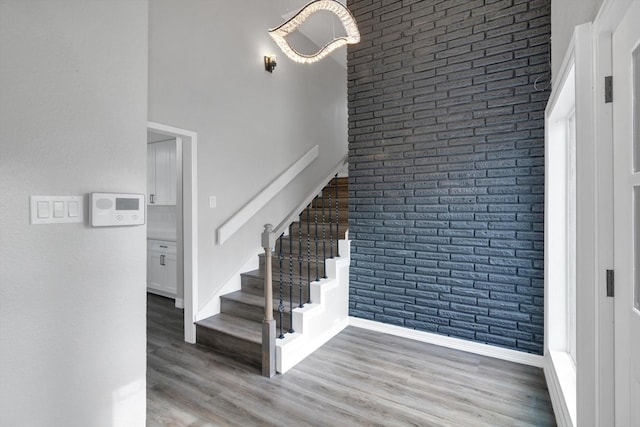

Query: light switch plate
<box><xmin>209</xmin><ymin>196</ymin><xmax>217</xmax><ymax>208</ymax></box>
<box><xmin>68</xmin><ymin>201</ymin><xmax>79</xmax><ymax>217</ymax></box>
<box><xmin>37</xmin><ymin>201</ymin><xmax>49</xmax><ymax>218</ymax></box>
<box><xmin>53</xmin><ymin>201</ymin><xmax>64</xmax><ymax>218</ymax></box>
<box><xmin>30</xmin><ymin>196</ymin><xmax>84</xmax><ymax>224</ymax></box>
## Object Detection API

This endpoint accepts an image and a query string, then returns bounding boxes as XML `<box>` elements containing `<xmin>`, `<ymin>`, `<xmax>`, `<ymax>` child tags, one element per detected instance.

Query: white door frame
<box><xmin>545</xmin><ymin>2</ymin><xmax>628</xmax><ymax>423</ymax></box>
<box><xmin>609</xmin><ymin>0</ymin><xmax>640</xmax><ymax>424</ymax></box>
<box><xmin>545</xmin><ymin>24</ymin><xmax>600</xmax><ymax>426</ymax></box>
<box><xmin>147</xmin><ymin>121</ymin><xmax>198</xmax><ymax>343</ymax></box>
<box><xmin>589</xmin><ymin>0</ymin><xmax>634</xmax><ymax>424</ymax></box>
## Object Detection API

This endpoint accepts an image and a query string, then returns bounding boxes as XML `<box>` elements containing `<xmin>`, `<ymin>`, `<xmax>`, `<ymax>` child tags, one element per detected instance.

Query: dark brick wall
<box><xmin>347</xmin><ymin>0</ymin><xmax>549</xmax><ymax>354</ymax></box>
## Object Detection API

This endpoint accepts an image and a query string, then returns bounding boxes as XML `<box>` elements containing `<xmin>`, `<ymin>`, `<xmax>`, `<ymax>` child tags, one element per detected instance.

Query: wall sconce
<box><xmin>264</xmin><ymin>55</ymin><xmax>277</xmax><ymax>73</ymax></box>
<box><xmin>268</xmin><ymin>0</ymin><xmax>360</xmax><ymax>64</ymax></box>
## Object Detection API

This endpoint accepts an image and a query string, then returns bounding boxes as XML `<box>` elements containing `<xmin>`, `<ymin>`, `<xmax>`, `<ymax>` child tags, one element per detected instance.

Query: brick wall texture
<box><xmin>347</xmin><ymin>0</ymin><xmax>550</xmax><ymax>354</ymax></box>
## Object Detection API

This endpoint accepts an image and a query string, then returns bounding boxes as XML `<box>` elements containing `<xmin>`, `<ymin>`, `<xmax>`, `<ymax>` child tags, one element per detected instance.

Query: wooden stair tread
<box><xmin>325</xmin><ymin>179</ymin><xmax>348</xmax><ymax>187</ymax></box>
<box><xmin>221</xmin><ymin>290</ymin><xmax>300</xmax><ymax>313</ymax></box>
<box><xmin>243</xmin><ymin>269</ymin><xmax>314</xmax><ymax>281</ymax></box>
<box><xmin>289</xmin><ymin>221</ymin><xmax>349</xmax><ymax>228</ymax></box>
<box><xmin>196</xmin><ymin>313</ymin><xmax>261</xmax><ymax>344</ymax></box>
<box><xmin>310</xmin><ymin>196</ymin><xmax>349</xmax><ymax>202</ymax></box>
<box><xmin>268</xmin><ymin>251</ymin><xmax>343</xmax><ymax>263</ymax></box>
<box><xmin>243</xmin><ymin>269</ymin><xmax>326</xmax><ymax>286</ymax></box>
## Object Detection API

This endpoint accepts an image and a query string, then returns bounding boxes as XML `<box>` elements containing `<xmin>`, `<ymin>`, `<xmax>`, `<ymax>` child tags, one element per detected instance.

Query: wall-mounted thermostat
<box><xmin>90</xmin><ymin>193</ymin><xmax>145</xmax><ymax>227</ymax></box>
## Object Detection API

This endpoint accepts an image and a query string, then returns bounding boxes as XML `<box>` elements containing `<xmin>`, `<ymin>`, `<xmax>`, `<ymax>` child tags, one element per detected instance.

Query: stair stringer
<box><xmin>195</xmin><ymin>248</ymin><xmax>260</xmax><ymax>322</ymax></box>
<box><xmin>276</xmin><ymin>238</ymin><xmax>351</xmax><ymax>374</ymax></box>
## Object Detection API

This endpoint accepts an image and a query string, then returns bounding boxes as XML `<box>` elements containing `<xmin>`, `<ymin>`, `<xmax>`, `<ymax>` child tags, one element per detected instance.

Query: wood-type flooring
<box><xmin>147</xmin><ymin>293</ymin><xmax>556</xmax><ymax>426</ymax></box>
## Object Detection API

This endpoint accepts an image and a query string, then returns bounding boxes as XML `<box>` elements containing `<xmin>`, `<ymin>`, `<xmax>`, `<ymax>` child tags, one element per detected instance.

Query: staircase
<box><xmin>195</xmin><ymin>177</ymin><xmax>349</xmax><ymax>371</ymax></box>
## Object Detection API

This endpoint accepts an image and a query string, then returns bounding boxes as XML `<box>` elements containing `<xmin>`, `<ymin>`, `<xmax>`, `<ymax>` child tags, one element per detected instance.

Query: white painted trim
<box><xmin>175</xmin><ymin>137</ymin><xmax>185</xmax><ymax>314</ymax></box>
<box><xmin>544</xmin><ymin>27</ymin><xmax>579</xmax><ymax>427</ymax></box>
<box><xmin>593</xmin><ymin>0</ymin><xmax>632</xmax><ymax>30</ymax></box>
<box><xmin>544</xmin><ymin>352</ymin><xmax>574</xmax><ymax>427</ymax></box>
<box><xmin>571</xmin><ymin>22</ymin><xmax>604</xmax><ymax>427</ymax></box>
<box><xmin>545</xmin><ymin>21</ymin><xmax>613</xmax><ymax>427</ymax></box>
<box><xmin>147</xmin><ymin>121</ymin><xmax>198</xmax><ymax>344</ymax></box>
<box><xmin>609</xmin><ymin>2</ymin><xmax>640</xmax><ymax>425</ymax></box>
<box><xmin>590</xmin><ymin>2</ymin><xmax>622</xmax><ymax>424</ymax></box>
<box><xmin>348</xmin><ymin>317</ymin><xmax>544</xmax><ymax>368</ymax></box>
<box><xmin>217</xmin><ymin>145</ymin><xmax>319</xmax><ymax>245</ymax></box>
<box><xmin>146</xmin><ymin>136</ymin><xmax>176</xmax><ymax>144</ymax></box>
<box><xmin>547</xmin><ymin>49</ymin><xmax>576</xmax><ymax>114</ymax></box>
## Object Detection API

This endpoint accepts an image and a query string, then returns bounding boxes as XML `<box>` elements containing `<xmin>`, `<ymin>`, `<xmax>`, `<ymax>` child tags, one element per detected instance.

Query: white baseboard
<box><xmin>543</xmin><ymin>352</ymin><xmax>575</xmax><ymax>427</ymax></box>
<box><xmin>349</xmin><ymin>317</ymin><xmax>544</xmax><ymax>368</ymax></box>
<box><xmin>174</xmin><ymin>298</ymin><xmax>184</xmax><ymax>309</ymax></box>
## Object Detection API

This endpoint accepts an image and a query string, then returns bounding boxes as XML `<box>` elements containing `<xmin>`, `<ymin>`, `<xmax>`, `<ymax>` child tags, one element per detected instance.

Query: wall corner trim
<box><xmin>348</xmin><ymin>317</ymin><xmax>544</xmax><ymax>368</ymax></box>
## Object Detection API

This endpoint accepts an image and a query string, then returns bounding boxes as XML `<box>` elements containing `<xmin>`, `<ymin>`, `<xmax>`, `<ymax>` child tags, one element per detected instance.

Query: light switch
<box><xmin>209</xmin><ymin>196</ymin><xmax>217</xmax><ymax>208</ymax></box>
<box><xmin>37</xmin><ymin>201</ymin><xmax>49</xmax><ymax>218</ymax></box>
<box><xmin>31</xmin><ymin>195</ymin><xmax>83</xmax><ymax>225</ymax></box>
<box><xmin>68</xmin><ymin>201</ymin><xmax>79</xmax><ymax>217</ymax></box>
<box><xmin>53</xmin><ymin>201</ymin><xmax>64</xmax><ymax>218</ymax></box>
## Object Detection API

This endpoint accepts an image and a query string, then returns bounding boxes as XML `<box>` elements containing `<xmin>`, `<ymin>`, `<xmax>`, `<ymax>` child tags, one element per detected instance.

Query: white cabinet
<box><xmin>147</xmin><ymin>239</ymin><xmax>177</xmax><ymax>297</ymax></box>
<box><xmin>147</xmin><ymin>140</ymin><xmax>176</xmax><ymax>206</ymax></box>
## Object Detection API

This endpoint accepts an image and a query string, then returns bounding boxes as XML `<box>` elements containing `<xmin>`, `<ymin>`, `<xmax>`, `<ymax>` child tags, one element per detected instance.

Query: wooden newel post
<box><xmin>261</xmin><ymin>224</ymin><xmax>276</xmax><ymax>377</ymax></box>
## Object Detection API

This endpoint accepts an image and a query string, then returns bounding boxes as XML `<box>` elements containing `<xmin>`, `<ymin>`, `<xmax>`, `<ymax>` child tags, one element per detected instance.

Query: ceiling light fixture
<box><xmin>268</xmin><ymin>0</ymin><xmax>360</xmax><ymax>64</ymax></box>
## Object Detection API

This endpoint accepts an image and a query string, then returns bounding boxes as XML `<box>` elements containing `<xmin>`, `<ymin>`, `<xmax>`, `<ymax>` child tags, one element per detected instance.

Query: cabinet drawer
<box><xmin>148</xmin><ymin>239</ymin><xmax>176</xmax><ymax>254</ymax></box>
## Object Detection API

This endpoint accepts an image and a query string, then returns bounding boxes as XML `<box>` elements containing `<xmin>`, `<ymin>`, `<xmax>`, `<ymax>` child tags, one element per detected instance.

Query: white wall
<box><xmin>0</xmin><ymin>1</ymin><xmax>148</xmax><ymax>426</ymax></box>
<box><xmin>552</xmin><ymin>0</ymin><xmax>603</xmax><ymax>80</ymax></box>
<box><xmin>148</xmin><ymin>1</ymin><xmax>348</xmax><ymax>314</ymax></box>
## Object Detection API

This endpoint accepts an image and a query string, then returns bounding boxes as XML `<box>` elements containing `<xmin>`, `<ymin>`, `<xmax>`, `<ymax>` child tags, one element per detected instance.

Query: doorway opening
<box><xmin>147</xmin><ymin>121</ymin><xmax>198</xmax><ymax>343</ymax></box>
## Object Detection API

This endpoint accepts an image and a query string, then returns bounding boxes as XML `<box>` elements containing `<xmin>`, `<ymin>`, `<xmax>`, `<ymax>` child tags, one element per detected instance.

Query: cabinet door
<box><xmin>163</xmin><ymin>252</ymin><xmax>178</xmax><ymax>294</ymax></box>
<box><xmin>154</xmin><ymin>140</ymin><xmax>176</xmax><ymax>205</ymax></box>
<box><xmin>147</xmin><ymin>251</ymin><xmax>164</xmax><ymax>290</ymax></box>
<box><xmin>147</xmin><ymin>240</ymin><xmax>177</xmax><ymax>297</ymax></box>
<box><xmin>147</xmin><ymin>145</ymin><xmax>156</xmax><ymax>205</ymax></box>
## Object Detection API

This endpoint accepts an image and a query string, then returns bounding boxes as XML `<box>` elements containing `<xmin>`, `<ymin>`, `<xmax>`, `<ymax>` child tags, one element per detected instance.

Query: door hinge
<box><xmin>606</xmin><ymin>269</ymin><xmax>614</xmax><ymax>297</ymax></box>
<box><xmin>605</xmin><ymin>76</ymin><xmax>613</xmax><ymax>103</ymax></box>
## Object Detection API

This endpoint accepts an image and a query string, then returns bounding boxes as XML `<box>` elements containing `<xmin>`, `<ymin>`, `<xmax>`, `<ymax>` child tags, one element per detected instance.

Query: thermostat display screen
<box><xmin>116</xmin><ymin>198</ymin><xmax>139</xmax><ymax>211</ymax></box>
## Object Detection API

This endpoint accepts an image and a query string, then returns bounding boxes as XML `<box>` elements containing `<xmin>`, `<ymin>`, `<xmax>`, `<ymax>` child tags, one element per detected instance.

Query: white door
<box><xmin>613</xmin><ymin>0</ymin><xmax>640</xmax><ymax>424</ymax></box>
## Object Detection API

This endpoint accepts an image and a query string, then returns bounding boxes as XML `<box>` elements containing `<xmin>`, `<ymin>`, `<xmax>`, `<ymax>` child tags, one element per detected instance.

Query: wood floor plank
<box><xmin>147</xmin><ymin>293</ymin><xmax>556</xmax><ymax>426</ymax></box>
